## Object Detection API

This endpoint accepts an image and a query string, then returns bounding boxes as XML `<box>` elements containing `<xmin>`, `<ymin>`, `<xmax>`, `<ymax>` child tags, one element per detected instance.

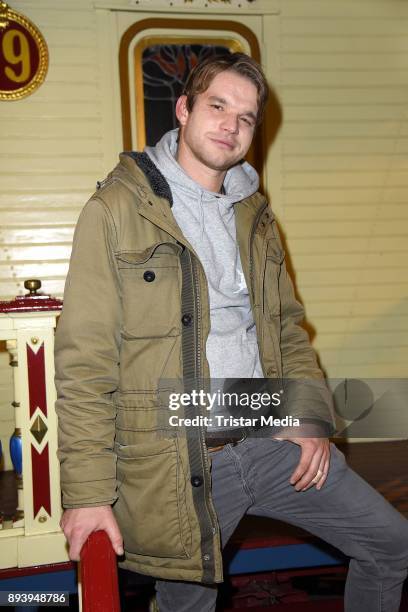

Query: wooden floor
<box><xmin>338</xmin><ymin>440</ymin><xmax>408</xmax><ymax>516</ymax></box>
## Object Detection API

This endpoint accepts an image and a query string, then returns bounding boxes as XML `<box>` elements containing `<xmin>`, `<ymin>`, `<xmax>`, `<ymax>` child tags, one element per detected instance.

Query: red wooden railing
<box><xmin>80</xmin><ymin>531</ymin><xmax>120</xmax><ymax>611</ymax></box>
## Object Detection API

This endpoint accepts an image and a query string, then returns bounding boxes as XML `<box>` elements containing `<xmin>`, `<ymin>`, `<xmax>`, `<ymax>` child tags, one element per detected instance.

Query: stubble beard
<box><xmin>180</xmin><ymin>127</ymin><xmax>244</xmax><ymax>173</ymax></box>
<box><xmin>192</xmin><ymin>143</ymin><xmax>240</xmax><ymax>173</ymax></box>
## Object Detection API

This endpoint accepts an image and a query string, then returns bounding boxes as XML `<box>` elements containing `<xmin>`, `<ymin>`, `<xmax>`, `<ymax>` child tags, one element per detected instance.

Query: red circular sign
<box><xmin>0</xmin><ymin>5</ymin><xmax>48</xmax><ymax>100</ymax></box>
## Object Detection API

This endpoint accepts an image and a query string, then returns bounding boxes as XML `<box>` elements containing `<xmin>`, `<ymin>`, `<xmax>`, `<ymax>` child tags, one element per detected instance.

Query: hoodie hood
<box><xmin>144</xmin><ymin>128</ymin><xmax>259</xmax><ymax>208</ymax></box>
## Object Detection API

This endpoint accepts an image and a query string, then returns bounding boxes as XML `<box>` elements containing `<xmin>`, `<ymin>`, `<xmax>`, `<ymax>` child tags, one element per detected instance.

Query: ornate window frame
<box><xmin>118</xmin><ymin>18</ymin><xmax>264</xmax><ymax>170</ymax></box>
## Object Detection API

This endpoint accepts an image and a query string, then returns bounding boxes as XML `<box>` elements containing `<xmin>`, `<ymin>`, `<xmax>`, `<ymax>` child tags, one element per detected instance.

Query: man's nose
<box><xmin>221</xmin><ymin>114</ymin><xmax>239</xmax><ymax>134</ymax></box>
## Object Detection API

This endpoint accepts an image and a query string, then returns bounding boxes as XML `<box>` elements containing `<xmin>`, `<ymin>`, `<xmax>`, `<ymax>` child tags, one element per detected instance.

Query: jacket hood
<box><xmin>144</xmin><ymin>128</ymin><xmax>259</xmax><ymax>209</ymax></box>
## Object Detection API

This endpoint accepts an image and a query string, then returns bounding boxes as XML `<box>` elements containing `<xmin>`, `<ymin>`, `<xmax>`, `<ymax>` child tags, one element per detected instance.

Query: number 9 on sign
<box><xmin>0</xmin><ymin>3</ymin><xmax>48</xmax><ymax>100</ymax></box>
<box><xmin>3</xmin><ymin>29</ymin><xmax>31</xmax><ymax>83</ymax></box>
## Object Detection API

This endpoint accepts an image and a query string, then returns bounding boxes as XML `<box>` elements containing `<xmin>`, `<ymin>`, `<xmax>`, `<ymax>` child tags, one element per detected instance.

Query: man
<box><xmin>55</xmin><ymin>53</ymin><xmax>408</xmax><ymax>611</ymax></box>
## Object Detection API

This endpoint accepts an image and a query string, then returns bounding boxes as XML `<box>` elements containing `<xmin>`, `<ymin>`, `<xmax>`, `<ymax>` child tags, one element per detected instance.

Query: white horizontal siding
<box><xmin>278</xmin><ymin>0</ymin><xmax>408</xmax><ymax>379</ymax></box>
<box><xmin>0</xmin><ymin>0</ymin><xmax>102</xmax><ymax>301</ymax></box>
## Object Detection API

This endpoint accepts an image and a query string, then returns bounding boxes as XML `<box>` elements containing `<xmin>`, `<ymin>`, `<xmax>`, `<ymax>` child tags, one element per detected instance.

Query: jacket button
<box><xmin>143</xmin><ymin>270</ymin><xmax>155</xmax><ymax>282</ymax></box>
<box><xmin>191</xmin><ymin>475</ymin><xmax>203</xmax><ymax>487</ymax></box>
<box><xmin>181</xmin><ymin>313</ymin><xmax>193</xmax><ymax>326</ymax></box>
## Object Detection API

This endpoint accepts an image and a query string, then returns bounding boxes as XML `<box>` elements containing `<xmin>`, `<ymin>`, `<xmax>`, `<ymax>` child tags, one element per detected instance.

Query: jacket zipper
<box><xmin>191</xmin><ymin>257</ymin><xmax>218</xmax><ymax>536</ymax></box>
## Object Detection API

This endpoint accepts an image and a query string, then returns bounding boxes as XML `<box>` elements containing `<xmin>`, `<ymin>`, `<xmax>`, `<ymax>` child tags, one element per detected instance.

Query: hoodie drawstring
<box><xmin>198</xmin><ymin>191</ymin><xmax>205</xmax><ymax>240</ymax></box>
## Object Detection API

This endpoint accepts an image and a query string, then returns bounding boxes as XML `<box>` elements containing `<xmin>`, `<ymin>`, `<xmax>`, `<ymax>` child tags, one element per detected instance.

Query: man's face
<box><xmin>176</xmin><ymin>70</ymin><xmax>258</xmax><ymax>173</ymax></box>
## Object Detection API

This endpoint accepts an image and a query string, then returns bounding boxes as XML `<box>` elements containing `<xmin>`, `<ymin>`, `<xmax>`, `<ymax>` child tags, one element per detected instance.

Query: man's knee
<box><xmin>363</xmin><ymin>511</ymin><xmax>408</xmax><ymax>575</ymax></box>
<box><xmin>382</xmin><ymin>516</ymin><xmax>408</xmax><ymax>565</ymax></box>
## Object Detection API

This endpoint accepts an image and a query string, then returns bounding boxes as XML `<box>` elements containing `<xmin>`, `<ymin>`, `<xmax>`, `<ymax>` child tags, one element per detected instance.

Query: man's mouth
<box><xmin>210</xmin><ymin>138</ymin><xmax>235</xmax><ymax>150</ymax></box>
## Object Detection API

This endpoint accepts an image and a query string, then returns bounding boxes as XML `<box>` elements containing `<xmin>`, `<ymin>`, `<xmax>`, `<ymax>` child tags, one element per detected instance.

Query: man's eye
<box><xmin>241</xmin><ymin>117</ymin><xmax>254</xmax><ymax>127</ymax></box>
<box><xmin>211</xmin><ymin>104</ymin><xmax>223</xmax><ymax>110</ymax></box>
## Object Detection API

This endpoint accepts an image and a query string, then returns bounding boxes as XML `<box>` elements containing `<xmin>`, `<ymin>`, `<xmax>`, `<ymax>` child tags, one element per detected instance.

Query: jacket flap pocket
<box><xmin>116</xmin><ymin>241</ymin><xmax>183</xmax><ymax>265</ymax></box>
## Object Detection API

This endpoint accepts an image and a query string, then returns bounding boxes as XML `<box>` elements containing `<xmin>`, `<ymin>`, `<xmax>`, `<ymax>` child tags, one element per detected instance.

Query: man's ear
<box><xmin>175</xmin><ymin>95</ymin><xmax>189</xmax><ymax>126</ymax></box>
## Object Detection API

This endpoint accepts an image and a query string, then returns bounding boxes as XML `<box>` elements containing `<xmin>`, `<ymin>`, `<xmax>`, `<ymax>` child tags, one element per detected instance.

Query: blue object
<box><xmin>10</xmin><ymin>432</ymin><xmax>23</xmax><ymax>476</ymax></box>
<box><xmin>226</xmin><ymin>542</ymin><xmax>346</xmax><ymax>574</ymax></box>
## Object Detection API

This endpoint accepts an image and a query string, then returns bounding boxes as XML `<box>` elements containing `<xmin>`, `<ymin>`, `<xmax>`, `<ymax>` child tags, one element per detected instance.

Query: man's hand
<box><xmin>60</xmin><ymin>506</ymin><xmax>124</xmax><ymax>561</ymax></box>
<box><xmin>274</xmin><ymin>427</ymin><xmax>331</xmax><ymax>491</ymax></box>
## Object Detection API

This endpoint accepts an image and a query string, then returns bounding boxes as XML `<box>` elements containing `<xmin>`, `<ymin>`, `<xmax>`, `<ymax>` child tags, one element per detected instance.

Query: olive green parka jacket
<box><xmin>55</xmin><ymin>152</ymin><xmax>333</xmax><ymax>584</ymax></box>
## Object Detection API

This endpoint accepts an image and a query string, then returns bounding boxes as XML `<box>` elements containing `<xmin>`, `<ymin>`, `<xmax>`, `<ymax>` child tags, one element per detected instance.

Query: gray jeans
<box><xmin>156</xmin><ymin>438</ymin><xmax>408</xmax><ymax>611</ymax></box>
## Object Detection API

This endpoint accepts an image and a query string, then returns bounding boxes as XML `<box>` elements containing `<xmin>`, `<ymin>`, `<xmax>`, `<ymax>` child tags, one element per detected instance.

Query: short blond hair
<box><xmin>183</xmin><ymin>52</ymin><xmax>269</xmax><ymax>125</ymax></box>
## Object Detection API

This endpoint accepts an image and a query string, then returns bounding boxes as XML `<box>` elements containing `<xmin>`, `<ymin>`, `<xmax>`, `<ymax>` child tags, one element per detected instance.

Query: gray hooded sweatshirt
<box><xmin>146</xmin><ymin>129</ymin><xmax>263</xmax><ymax>429</ymax></box>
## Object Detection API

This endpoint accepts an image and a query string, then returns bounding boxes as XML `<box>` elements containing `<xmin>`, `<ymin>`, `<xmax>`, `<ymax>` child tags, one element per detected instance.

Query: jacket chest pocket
<box><xmin>262</xmin><ymin>238</ymin><xmax>285</xmax><ymax>321</ymax></box>
<box><xmin>117</xmin><ymin>243</ymin><xmax>182</xmax><ymax>339</ymax></box>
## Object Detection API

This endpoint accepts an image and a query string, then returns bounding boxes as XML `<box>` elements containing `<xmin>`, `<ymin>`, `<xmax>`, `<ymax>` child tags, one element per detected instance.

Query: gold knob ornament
<box><xmin>24</xmin><ymin>279</ymin><xmax>41</xmax><ymax>295</ymax></box>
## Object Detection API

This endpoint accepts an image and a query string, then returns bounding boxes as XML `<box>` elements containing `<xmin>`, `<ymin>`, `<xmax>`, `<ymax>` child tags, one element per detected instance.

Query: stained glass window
<box><xmin>141</xmin><ymin>44</ymin><xmax>231</xmax><ymax>146</ymax></box>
